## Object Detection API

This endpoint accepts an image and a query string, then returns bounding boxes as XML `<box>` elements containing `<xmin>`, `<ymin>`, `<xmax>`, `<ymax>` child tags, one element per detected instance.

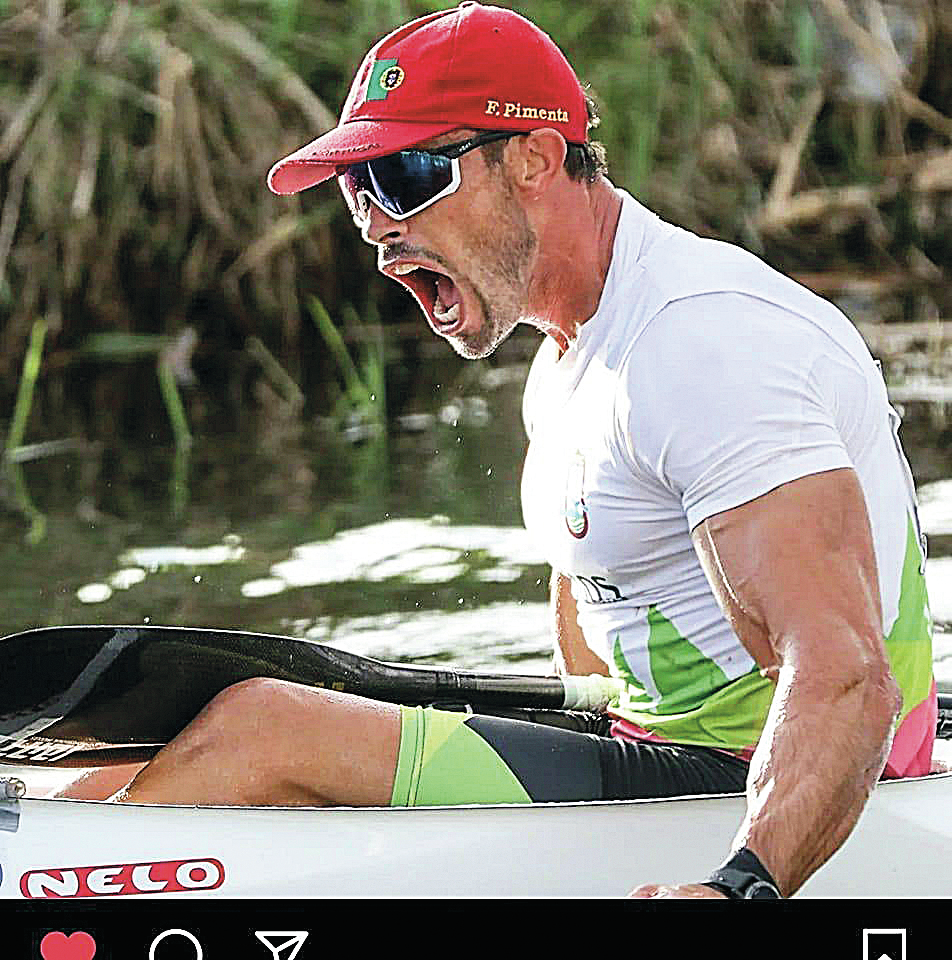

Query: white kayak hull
<box><xmin>1</xmin><ymin>763</ymin><xmax>951</xmax><ymax>898</ymax></box>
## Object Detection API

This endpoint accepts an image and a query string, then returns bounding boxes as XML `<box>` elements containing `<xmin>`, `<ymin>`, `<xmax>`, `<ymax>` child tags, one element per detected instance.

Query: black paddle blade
<box><xmin>0</xmin><ymin>625</ymin><xmax>566</xmax><ymax>761</ymax></box>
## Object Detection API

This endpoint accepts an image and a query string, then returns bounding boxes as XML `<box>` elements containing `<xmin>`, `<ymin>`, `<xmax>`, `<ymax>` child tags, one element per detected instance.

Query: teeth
<box><xmin>433</xmin><ymin>301</ymin><xmax>460</xmax><ymax>326</ymax></box>
<box><xmin>391</xmin><ymin>263</ymin><xmax>419</xmax><ymax>275</ymax></box>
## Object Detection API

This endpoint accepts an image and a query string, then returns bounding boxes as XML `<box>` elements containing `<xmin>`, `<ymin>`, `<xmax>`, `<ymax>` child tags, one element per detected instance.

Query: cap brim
<box><xmin>267</xmin><ymin>118</ymin><xmax>462</xmax><ymax>195</ymax></box>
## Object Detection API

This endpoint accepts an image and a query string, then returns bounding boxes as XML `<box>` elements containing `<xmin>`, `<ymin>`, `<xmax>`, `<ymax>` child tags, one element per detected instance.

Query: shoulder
<box><xmin>618</xmin><ymin>290</ymin><xmax>828</xmax><ymax>401</ymax></box>
<box><xmin>607</xmin><ymin>197</ymin><xmax>853</xmax><ymax>364</ymax></box>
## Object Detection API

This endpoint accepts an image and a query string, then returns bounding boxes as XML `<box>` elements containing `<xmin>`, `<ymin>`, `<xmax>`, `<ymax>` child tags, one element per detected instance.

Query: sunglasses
<box><xmin>338</xmin><ymin>130</ymin><xmax>522</xmax><ymax>226</ymax></box>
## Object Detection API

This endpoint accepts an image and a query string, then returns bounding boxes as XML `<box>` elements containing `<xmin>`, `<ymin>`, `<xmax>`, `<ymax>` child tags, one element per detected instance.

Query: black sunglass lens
<box><xmin>363</xmin><ymin>152</ymin><xmax>454</xmax><ymax>216</ymax></box>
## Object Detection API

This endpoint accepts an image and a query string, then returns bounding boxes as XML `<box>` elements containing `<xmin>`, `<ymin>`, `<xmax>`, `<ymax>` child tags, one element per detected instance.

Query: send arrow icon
<box><xmin>255</xmin><ymin>931</ymin><xmax>309</xmax><ymax>960</ymax></box>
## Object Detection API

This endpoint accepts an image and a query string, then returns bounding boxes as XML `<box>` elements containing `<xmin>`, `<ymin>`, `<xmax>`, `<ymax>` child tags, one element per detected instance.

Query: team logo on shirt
<box><xmin>564</xmin><ymin>452</ymin><xmax>589</xmax><ymax>539</ymax></box>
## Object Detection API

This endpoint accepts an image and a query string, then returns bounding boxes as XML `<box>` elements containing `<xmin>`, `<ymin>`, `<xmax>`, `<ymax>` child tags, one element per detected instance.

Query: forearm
<box><xmin>550</xmin><ymin>571</ymin><xmax>610</xmax><ymax>676</ymax></box>
<box><xmin>735</xmin><ymin>656</ymin><xmax>901</xmax><ymax>896</ymax></box>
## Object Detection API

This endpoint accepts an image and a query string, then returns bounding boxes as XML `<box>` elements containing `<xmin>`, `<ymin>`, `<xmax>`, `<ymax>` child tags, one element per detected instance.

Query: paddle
<box><xmin>0</xmin><ymin>625</ymin><xmax>625</xmax><ymax>765</ymax></box>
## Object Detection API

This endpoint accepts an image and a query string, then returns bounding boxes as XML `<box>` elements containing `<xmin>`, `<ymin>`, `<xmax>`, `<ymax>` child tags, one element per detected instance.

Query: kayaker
<box><xmin>115</xmin><ymin>2</ymin><xmax>937</xmax><ymax>900</ymax></box>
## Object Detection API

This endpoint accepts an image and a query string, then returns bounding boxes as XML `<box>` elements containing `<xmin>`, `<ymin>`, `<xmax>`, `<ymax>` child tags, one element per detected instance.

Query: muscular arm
<box><xmin>673</xmin><ymin>468</ymin><xmax>900</xmax><ymax>896</ymax></box>
<box><xmin>550</xmin><ymin>571</ymin><xmax>610</xmax><ymax>677</ymax></box>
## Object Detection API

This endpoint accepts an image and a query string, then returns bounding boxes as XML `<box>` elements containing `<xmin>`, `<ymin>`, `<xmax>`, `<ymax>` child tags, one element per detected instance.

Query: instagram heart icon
<box><xmin>40</xmin><ymin>932</ymin><xmax>97</xmax><ymax>960</ymax></box>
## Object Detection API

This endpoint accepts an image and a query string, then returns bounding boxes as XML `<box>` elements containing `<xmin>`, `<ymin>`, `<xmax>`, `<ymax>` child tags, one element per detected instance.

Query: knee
<box><xmin>212</xmin><ymin>675</ymin><xmax>296</xmax><ymax>708</ymax></box>
<box><xmin>124</xmin><ymin>678</ymin><xmax>317</xmax><ymax>805</ymax></box>
<box><xmin>200</xmin><ymin>677</ymin><xmax>302</xmax><ymax>732</ymax></box>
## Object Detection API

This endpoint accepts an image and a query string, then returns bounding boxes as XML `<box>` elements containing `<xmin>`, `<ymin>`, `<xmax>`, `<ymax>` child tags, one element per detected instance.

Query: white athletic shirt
<box><xmin>520</xmin><ymin>187</ymin><xmax>934</xmax><ymax>773</ymax></box>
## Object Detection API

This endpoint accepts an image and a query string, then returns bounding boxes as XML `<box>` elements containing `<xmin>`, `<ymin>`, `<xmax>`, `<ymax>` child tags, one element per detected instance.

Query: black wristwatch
<box><xmin>701</xmin><ymin>848</ymin><xmax>783</xmax><ymax>899</ymax></box>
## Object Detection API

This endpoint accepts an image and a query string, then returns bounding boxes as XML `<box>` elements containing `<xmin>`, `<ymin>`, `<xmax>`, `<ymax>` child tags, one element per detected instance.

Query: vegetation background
<box><xmin>1</xmin><ymin>0</ymin><xmax>951</xmax><ymax>539</ymax></box>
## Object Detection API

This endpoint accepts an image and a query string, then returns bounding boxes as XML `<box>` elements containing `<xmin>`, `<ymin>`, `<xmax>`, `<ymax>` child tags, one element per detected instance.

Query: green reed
<box><xmin>4</xmin><ymin>318</ymin><xmax>48</xmax><ymax>544</ymax></box>
<box><xmin>307</xmin><ymin>295</ymin><xmax>372</xmax><ymax>413</ymax></box>
<box><xmin>156</xmin><ymin>357</ymin><xmax>192</xmax><ymax>520</ymax></box>
<box><xmin>308</xmin><ymin>294</ymin><xmax>390</xmax><ymax>497</ymax></box>
<box><xmin>82</xmin><ymin>331</ymin><xmax>195</xmax><ymax>519</ymax></box>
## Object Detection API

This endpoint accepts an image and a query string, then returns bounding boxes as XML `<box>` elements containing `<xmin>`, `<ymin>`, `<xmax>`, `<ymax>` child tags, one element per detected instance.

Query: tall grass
<box><xmin>0</xmin><ymin>1</ymin><xmax>341</xmax><ymax>381</ymax></box>
<box><xmin>1</xmin><ymin>0</ymin><xmax>949</xmax><ymax>524</ymax></box>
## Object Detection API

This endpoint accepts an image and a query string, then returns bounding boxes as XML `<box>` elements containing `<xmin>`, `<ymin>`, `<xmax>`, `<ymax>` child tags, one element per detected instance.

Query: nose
<box><xmin>361</xmin><ymin>202</ymin><xmax>408</xmax><ymax>246</ymax></box>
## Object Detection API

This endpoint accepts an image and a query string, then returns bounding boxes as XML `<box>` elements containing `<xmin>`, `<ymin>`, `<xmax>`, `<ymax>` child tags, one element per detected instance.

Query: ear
<box><xmin>506</xmin><ymin>129</ymin><xmax>567</xmax><ymax>196</ymax></box>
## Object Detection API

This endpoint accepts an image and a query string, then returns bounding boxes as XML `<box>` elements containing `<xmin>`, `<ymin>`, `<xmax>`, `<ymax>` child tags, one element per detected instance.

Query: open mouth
<box><xmin>383</xmin><ymin>260</ymin><xmax>466</xmax><ymax>336</ymax></box>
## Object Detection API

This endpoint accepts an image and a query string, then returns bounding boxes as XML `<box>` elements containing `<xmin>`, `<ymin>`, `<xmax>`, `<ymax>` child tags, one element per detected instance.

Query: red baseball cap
<box><xmin>267</xmin><ymin>2</ymin><xmax>588</xmax><ymax>195</ymax></box>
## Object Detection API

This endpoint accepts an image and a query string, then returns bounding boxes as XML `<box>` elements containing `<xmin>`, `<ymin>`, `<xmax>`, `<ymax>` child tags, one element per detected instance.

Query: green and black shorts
<box><xmin>390</xmin><ymin>705</ymin><xmax>749</xmax><ymax>807</ymax></box>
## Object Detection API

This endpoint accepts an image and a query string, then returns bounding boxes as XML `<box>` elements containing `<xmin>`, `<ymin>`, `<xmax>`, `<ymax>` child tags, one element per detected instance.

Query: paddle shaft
<box><xmin>0</xmin><ymin>625</ymin><xmax>624</xmax><ymax>761</ymax></box>
<box><xmin>2</xmin><ymin>625</ymin><xmax>946</xmax><ymax>765</ymax></box>
<box><xmin>0</xmin><ymin>623</ymin><xmax>616</xmax><ymax>707</ymax></box>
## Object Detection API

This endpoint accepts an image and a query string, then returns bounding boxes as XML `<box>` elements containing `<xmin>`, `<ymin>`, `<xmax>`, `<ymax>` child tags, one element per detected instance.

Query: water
<box><xmin>5</xmin><ymin>346</ymin><xmax>952</xmax><ymax>683</ymax></box>
<box><xmin>2</xmin><ymin>355</ymin><xmax>555</xmax><ymax>673</ymax></box>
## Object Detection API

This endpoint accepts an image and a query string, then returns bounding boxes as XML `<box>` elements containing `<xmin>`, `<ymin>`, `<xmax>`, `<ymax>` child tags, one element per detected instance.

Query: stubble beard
<box><xmin>448</xmin><ymin>187</ymin><xmax>536</xmax><ymax>360</ymax></box>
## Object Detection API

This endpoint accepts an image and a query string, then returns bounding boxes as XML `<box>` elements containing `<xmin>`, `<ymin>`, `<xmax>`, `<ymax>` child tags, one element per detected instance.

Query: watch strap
<box><xmin>701</xmin><ymin>848</ymin><xmax>783</xmax><ymax>899</ymax></box>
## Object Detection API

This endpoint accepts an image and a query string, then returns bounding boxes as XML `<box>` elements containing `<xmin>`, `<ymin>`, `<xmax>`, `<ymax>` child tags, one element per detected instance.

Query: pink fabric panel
<box><xmin>609</xmin><ymin>679</ymin><xmax>939</xmax><ymax>779</ymax></box>
<box><xmin>882</xmin><ymin>680</ymin><xmax>937</xmax><ymax>779</ymax></box>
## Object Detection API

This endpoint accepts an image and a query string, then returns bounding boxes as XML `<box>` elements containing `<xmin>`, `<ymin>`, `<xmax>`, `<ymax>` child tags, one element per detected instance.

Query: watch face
<box><xmin>744</xmin><ymin>880</ymin><xmax>782</xmax><ymax>899</ymax></box>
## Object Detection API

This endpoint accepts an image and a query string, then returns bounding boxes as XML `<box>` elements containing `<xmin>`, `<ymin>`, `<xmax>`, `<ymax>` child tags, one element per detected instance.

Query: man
<box><xmin>115</xmin><ymin>3</ymin><xmax>936</xmax><ymax>899</ymax></box>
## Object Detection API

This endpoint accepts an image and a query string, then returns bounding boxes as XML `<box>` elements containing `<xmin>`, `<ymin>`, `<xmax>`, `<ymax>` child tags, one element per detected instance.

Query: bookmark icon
<box><xmin>863</xmin><ymin>930</ymin><xmax>905</xmax><ymax>960</ymax></box>
<box><xmin>254</xmin><ymin>932</ymin><xmax>308</xmax><ymax>960</ymax></box>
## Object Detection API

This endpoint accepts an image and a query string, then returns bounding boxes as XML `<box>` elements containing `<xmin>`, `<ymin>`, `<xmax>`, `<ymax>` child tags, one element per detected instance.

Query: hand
<box><xmin>629</xmin><ymin>882</ymin><xmax>727</xmax><ymax>899</ymax></box>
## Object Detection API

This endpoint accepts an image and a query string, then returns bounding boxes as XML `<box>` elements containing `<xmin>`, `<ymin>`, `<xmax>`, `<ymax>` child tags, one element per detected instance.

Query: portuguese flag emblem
<box><xmin>367</xmin><ymin>59</ymin><xmax>405</xmax><ymax>100</ymax></box>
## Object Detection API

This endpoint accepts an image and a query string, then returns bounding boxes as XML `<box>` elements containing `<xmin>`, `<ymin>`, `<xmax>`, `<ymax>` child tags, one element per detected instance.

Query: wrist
<box><xmin>701</xmin><ymin>847</ymin><xmax>783</xmax><ymax>899</ymax></box>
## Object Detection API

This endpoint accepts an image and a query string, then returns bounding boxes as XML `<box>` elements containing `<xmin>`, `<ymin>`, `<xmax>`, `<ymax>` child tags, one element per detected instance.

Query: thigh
<box><xmin>122</xmin><ymin>679</ymin><xmax>403</xmax><ymax>807</ymax></box>
<box><xmin>391</xmin><ymin>706</ymin><xmax>601</xmax><ymax>806</ymax></box>
<box><xmin>392</xmin><ymin>707</ymin><xmax>748</xmax><ymax>807</ymax></box>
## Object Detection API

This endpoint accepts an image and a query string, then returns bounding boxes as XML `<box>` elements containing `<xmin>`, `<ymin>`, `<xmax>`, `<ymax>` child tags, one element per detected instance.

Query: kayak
<box><xmin>2</xmin><ymin>763</ymin><xmax>951</xmax><ymax>898</ymax></box>
<box><xmin>0</xmin><ymin>625</ymin><xmax>950</xmax><ymax>898</ymax></box>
